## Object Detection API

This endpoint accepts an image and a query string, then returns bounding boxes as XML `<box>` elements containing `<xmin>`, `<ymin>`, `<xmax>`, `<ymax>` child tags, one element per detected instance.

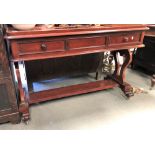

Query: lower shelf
<box><xmin>29</xmin><ymin>79</ymin><xmax>118</xmax><ymax>104</ymax></box>
<box><xmin>29</xmin><ymin>73</ymin><xmax>98</xmax><ymax>92</ymax></box>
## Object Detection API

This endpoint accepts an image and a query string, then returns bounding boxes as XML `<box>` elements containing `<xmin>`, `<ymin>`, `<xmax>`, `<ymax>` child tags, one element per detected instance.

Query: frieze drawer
<box><xmin>108</xmin><ymin>32</ymin><xmax>141</xmax><ymax>47</ymax></box>
<box><xmin>11</xmin><ymin>39</ymin><xmax>65</xmax><ymax>59</ymax></box>
<box><xmin>68</xmin><ymin>36</ymin><xmax>106</xmax><ymax>50</ymax></box>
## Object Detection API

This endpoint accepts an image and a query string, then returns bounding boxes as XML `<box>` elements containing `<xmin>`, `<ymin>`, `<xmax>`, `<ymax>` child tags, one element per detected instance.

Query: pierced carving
<box><xmin>102</xmin><ymin>52</ymin><xmax>114</xmax><ymax>75</ymax></box>
<box><xmin>96</xmin><ymin>52</ymin><xmax>115</xmax><ymax>80</ymax></box>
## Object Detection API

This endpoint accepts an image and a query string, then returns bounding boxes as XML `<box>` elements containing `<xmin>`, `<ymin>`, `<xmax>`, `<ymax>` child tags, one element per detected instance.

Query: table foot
<box><xmin>120</xmin><ymin>82</ymin><xmax>134</xmax><ymax>98</ymax></box>
<box><xmin>19</xmin><ymin>101</ymin><xmax>30</xmax><ymax>123</ymax></box>
<box><xmin>22</xmin><ymin>114</ymin><xmax>30</xmax><ymax>124</ymax></box>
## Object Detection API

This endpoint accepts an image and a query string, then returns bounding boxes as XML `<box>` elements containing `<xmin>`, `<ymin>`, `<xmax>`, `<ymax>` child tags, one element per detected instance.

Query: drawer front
<box><xmin>108</xmin><ymin>32</ymin><xmax>141</xmax><ymax>46</ymax></box>
<box><xmin>68</xmin><ymin>36</ymin><xmax>106</xmax><ymax>50</ymax></box>
<box><xmin>17</xmin><ymin>39</ymin><xmax>65</xmax><ymax>55</ymax></box>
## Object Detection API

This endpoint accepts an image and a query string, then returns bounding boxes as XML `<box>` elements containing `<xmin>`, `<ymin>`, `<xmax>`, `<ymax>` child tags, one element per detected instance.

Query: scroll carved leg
<box><xmin>112</xmin><ymin>49</ymin><xmax>134</xmax><ymax>98</ymax></box>
<box><xmin>112</xmin><ymin>51</ymin><xmax>121</xmax><ymax>77</ymax></box>
<box><xmin>15</xmin><ymin>61</ymin><xmax>30</xmax><ymax>123</ymax></box>
<box><xmin>96</xmin><ymin>53</ymin><xmax>104</xmax><ymax>80</ymax></box>
<box><xmin>150</xmin><ymin>74</ymin><xmax>155</xmax><ymax>90</ymax></box>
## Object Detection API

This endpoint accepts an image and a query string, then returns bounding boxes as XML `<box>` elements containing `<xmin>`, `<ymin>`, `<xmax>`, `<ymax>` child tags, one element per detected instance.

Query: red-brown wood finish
<box><xmin>5</xmin><ymin>24</ymin><xmax>148</xmax><ymax>122</ymax></box>
<box><xmin>10</xmin><ymin>31</ymin><xmax>145</xmax><ymax>61</ymax></box>
<box><xmin>29</xmin><ymin>80</ymin><xmax>118</xmax><ymax>104</ymax></box>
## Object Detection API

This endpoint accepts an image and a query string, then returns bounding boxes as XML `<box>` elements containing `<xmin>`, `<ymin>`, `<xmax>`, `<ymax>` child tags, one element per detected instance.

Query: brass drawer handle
<box><xmin>41</xmin><ymin>43</ymin><xmax>47</xmax><ymax>51</ymax></box>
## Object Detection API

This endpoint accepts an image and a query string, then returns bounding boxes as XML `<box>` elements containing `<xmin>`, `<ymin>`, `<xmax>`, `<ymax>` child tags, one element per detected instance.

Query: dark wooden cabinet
<box><xmin>132</xmin><ymin>25</ymin><xmax>155</xmax><ymax>88</ymax></box>
<box><xmin>0</xmin><ymin>25</ymin><xmax>20</xmax><ymax>124</ymax></box>
<box><xmin>133</xmin><ymin>36</ymin><xmax>155</xmax><ymax>72</ymax></box>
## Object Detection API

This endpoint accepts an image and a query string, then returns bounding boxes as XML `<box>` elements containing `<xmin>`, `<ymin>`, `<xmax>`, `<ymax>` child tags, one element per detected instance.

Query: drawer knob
<box><xmin>41</xmin><ymin>43</ymin><xmax>47</xmax><ymax>51</ymax></box>
<box><xmin>131</xmin><ymin>36</ymin><xmax>134</xmax><ymax>40</ymax></box>
<box><xmin>123</xmin><ymin>37</ymin><xmax>129</xmax><ymax>42</ymax></box>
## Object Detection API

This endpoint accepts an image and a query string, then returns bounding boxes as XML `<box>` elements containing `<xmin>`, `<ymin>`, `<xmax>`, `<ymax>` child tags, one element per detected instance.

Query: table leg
<box><xmin>15</xmin><ymin>61</ymin><xmax>30</xmax><ymax>123</ymax></box>
<box><xmin>112</xmin><ymin>51</ymin><xmax>121</xmax><ymax>77</ymax></box>
<box><xmin>112</xmin><ymin>49</ymin><xmax>134</xmax><ymax>98</ymax></box>
<box><xmin>96</xmin><ymin>53</ymin><xmax>104</xmax><ymax>80</ymax></box>
<box><xmin>151</xmin><ymin>74</ymin><xmax>155</xmax><ymax>90</ymax></box>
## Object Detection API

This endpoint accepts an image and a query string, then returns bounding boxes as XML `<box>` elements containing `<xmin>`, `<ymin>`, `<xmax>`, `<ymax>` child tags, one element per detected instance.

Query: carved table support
<box><xmin>112</xmin><ymin>49</ymin><xmax>134</xmax><ymax>98</ymax></box>
<box><xmin>96</xmin><ymin>53</ymin><xmax>104</xmax><ymax>80</ymax></box>
<box><xmin>151</xmin><ymin>74</ymin><xmax>155</xmax><ymax>90</ymax></box>
<box><xmin>15</xmin><ymin>61</ymin><xmax>30</xmax><ymax>123</ymax></box>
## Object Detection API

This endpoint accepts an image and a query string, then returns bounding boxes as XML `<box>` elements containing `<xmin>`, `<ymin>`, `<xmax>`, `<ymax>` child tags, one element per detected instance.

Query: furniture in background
<box><xmin>4</xmin><ymin>24</ymin><xmax>148</xmax><ymax>122</ymax></box>
<box><xmin>0</xmin><ymin>25</ymin><xmax>20</xmax><ymax>124</ymax></box>
<box><xmin>132</xmin><ymin>25</ymin><xmax>155</xmax><ymax>89</ymax></box>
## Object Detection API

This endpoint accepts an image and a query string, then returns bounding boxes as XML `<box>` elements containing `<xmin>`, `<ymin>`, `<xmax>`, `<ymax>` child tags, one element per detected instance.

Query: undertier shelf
<box><xmin>28</xmin><ymin>73</ymin><xmax>118</xmax><ymax>104</ymax></box>
<box><xmin>29</xmin><ymin>73</ymin><xmax>99</xmax><ymax>93</ymax></box>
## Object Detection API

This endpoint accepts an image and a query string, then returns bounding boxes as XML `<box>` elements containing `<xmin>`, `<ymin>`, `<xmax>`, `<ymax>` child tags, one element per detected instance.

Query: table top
<box><xmin>5</xmin><ymin>24</ymin><xmax>149</xmax><ymax>40</ymax></box>
<box><xmin>142</xmin><ymin>24</ymin><xmax>155</xmax><ymax>37</ymax></box>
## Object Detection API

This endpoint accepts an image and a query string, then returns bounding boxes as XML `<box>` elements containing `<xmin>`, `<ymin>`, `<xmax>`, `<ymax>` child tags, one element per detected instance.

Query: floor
<box><xmin>0</xmin><ymin>68</ymin><xmax>155</xmax><ymax>130</ymax></box>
